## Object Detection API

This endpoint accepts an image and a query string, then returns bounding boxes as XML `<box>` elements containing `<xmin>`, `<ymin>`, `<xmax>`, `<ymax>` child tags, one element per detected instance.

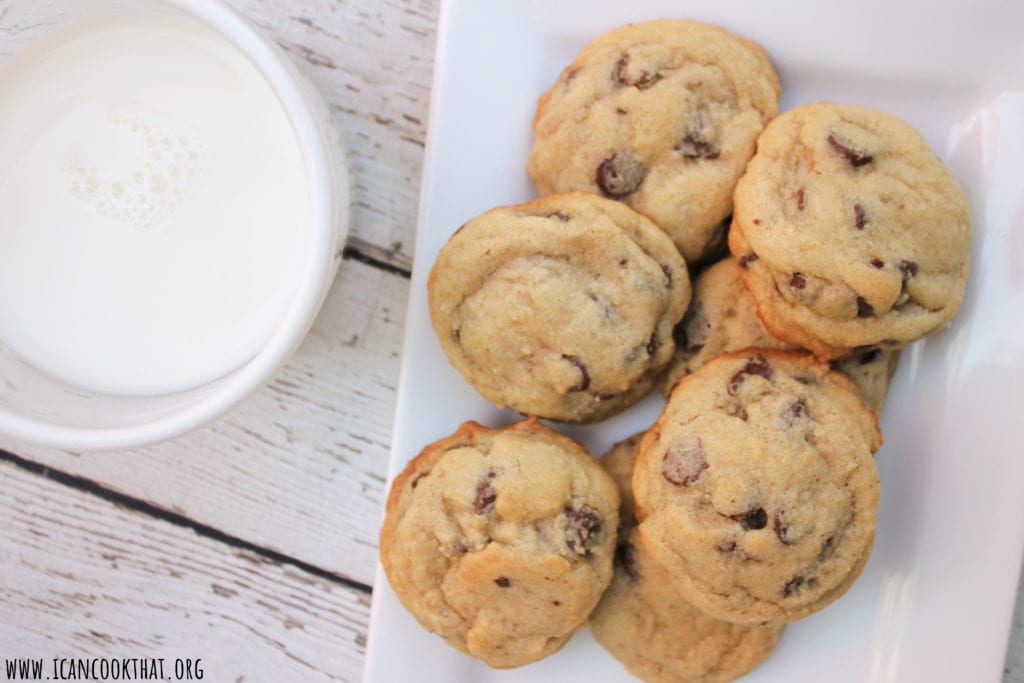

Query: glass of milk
<box><xmin>0</xmin><ymin>0</ymin><xmax>348</xmax><ymax>449</ymax></box>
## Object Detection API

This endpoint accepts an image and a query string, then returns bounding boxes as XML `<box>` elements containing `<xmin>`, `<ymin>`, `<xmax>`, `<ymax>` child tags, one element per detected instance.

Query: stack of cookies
<box><xmin>379</xmin><ymin>16</ymin><xmax>971</xmax><ymax>681</ymax></box>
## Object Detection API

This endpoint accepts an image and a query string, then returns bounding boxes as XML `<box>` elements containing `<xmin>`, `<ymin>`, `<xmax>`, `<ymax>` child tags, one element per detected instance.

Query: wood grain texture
<box><xmin>0</xmin><ymin>257</ymin><xmax>407</xmax><ymax>587</ymax></box>
<box><xmin>0</xmin><ymin>0</ymin><xmax>1020</xmax><ymax>681</ymax></box>
<box><xmin>233</xmin><ymin>0</ymin><xmax>441</xmax><ymax>273</ymax></box>
<box><xmin>0</xmin><ymin>0</ymin><xmax>438</xmax><ymax>586</ymax></box>
<box><xmin>0</xmin><ymin>461</ymin><xmax>370</xmax><ymax>682</ymax></box>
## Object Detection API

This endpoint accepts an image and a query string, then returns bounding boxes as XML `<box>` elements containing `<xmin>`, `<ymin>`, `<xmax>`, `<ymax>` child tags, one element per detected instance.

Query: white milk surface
<box><xmin>0</xmin><ymin>11</ymin><xmax>309</xmax><ymax>395</ymax></box>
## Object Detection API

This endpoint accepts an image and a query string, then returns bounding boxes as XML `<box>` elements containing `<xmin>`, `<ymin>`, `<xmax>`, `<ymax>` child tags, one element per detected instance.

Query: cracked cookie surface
<box><xmin>527</xmin><ymin>19</ymin><xmax>780</xmax><ymax>264</ymax></box>
<box><xmin>379</xmin><ymin>418</ymin><xmax>620</xmax><ymax>668</ymax></box>
<box><xmin>634</xmin><ymin>350</ymin><xmax>881</xmax><ymax>625</ymax></box>
<box><xmin>428</xmin><ymin>192</ymin><xmax>690</xmax><ymax>422</ymax></box>
<box><xmin>593</xmin><ymin>437</ymin><xmax>783</xmax><ymax>683</ymax></box>
<box><xmin>662</xmin><ymin>257</ymin><xmax>899</xmax><ymax>413</ymax></box>
<box><xmin>729</xmin><ymin>101</ymin><xmax>971</xmax><ymax>359</ymax></box>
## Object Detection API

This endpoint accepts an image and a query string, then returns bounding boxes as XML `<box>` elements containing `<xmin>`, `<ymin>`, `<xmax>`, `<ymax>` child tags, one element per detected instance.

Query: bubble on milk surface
<box><xmin>63</xmin><ymin>113</ymin><xmax>203</xmax><ymax>230</ymax></box>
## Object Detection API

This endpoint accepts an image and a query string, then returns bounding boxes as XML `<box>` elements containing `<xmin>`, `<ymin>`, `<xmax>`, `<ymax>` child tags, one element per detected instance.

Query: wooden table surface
<box><xmin>0</xmin><ymin>1</ymin><xmax>1020</xmax><ymax>681</ymax></box>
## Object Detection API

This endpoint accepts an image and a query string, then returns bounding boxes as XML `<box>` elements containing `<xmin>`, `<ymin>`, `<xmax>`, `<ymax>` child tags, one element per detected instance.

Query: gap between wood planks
<box><xmin>0</xmin><ymin>448</ymin><xmax>374</xmax><ymax>596</ymax></box>
<box><xmin>342</xmin><ymin>238</ymin><xmax>412</xmax><ymax>279</ymax></box>
<box><xmin>0</xmin><ymin>242</ymin><xmax>409</xmax><ymax>597</ymax></box>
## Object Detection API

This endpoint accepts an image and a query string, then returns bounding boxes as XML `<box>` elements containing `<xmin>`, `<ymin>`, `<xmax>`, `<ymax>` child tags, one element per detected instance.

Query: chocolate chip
<box><xmin>870</xmin><ymin>257</ymin><xmax>885</xmax><ymax>269</ymax></box>
<box><xmin>728</xmin><ymin>355</ymin><xmax>772</xmax><ymax>394</ymax></box>
<box><xmin>790</xmin><ymin>272</ymin><xmax>806</xmax><ymax>289</ymax></box>
<box><xmin>596</xmin><ymin>151</ymin><xmax>646</xmax><ymax>197</ymax></box>
<box><xmin>796</xmin><ymin>186</ymin><xmax>806</xmax><ymax>211</ymax></box>
<box><xmin>827</xmin><ymin>133</ymin><xmax>873</xmax><ymax>167</ymax></box>
<box><xmin>747</xmin><ymin>356</ymin><xmax>773</xmax><ymax>379</ymax></box>
<box><xmin>566</xmin><ymin>506</ymin><xmax>603</xmax><ymax>551</ymax></box>
<box><xmin>676</xmin><ymin>132</ymin><xmax>719</xmax><ymax>159</ymax></box>
<box><xmin>733</xmin><ymin>406</ymin><xmax>749</xmax><ymax>422</ymax></box>
<box><xmin>854</xmin><ymin>202</ymin><xmax>868</xmax><ymax>230</ymax></box>
<box><xmin>612</xmin><ymin>55</ymin><xmax>628</xmax><ymax>85</ymax></box>
<box><xmin>553</xmin><ymin>600</ymin><xmax>561</xmax><ymax>606</ymax></box>
<box><xmin>856</xmin><ymin>296</ymin><xmax>874</xmax><ymax>317</ymax></box>
<box><xmin>473</xmin><ymin>471</ymin><xmax>497</xmax><ymax>514</ymax></box>
<box><xmin>612</xmin><ymin>52</ymin><xmax>660</xmax><ymax>89</ymax></box>
<box><xmin>727</xmin><ymin>372</ymin><xmax>746</xmax><ymax>394</ymax></box>
<box><xmin>773</xmin><ymin>511</ymin><xmax>794</xmax><ymax>545</ymax></box>
<box><xmin>617</xmin><ymin>543</ymin><xmax>641</xmax><ymax>583</ymax></box>
<box><xmin>899</xmin><ymin>260</ymin><xmax>919</xmax><ymax>278</ymax></box>
<box><xmin>783</xmin><ymin>575</ymin><xmax>805</xmax><ymax>597</ymax></box>
<box><xmin>616</xmin><ymin>107</ymin><xmax>627</xmax><ymax>115</ymax></box>
<box><xmin>738</xmin><ymin>253</ymin><xmax>758</xmax><ymax>268</ymax></box>
<box><xmin>562</xmin><ymin>354</ymin><xmax>590</xmax><ymax>392</ymax></box>
<box><xmin>753</xmin><ymin>218</ymin><xmax>762</xmax><ymax>225</ymax></box>
<box><xmin>676</xmin><ymin>108</ymin><xmax>719</xmax><ymax>159</ymax></box>
<box><xmin>734</xmin><ymin>508</ymin><xmax>768</xmax><ymax>530</ymax></box>
<box><xmin>494</xmin><ymin>577</ymin><xmax>511</xmax><ymax>588</ymax></box>
<box><xmin>661</xmin><ymin>437</ymin><xmax>708</xmax><ymax>486</ymax></box>
<box><xmin>786</xmin><ymin>398</ymin><xmax>806</xmax><ymax>420</ymax></box>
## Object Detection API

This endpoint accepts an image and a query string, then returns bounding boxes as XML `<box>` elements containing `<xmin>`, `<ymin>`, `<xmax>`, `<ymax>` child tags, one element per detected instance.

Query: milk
<box><xmin>0</xmin><ymin>11</ymin><xmax>310</xmax><ymax>395</ymax></box>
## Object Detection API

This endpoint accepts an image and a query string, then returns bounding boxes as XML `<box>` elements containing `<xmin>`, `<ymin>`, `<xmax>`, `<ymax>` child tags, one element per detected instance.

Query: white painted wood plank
<box><xmin>234</xmin><ymin>0</ymin><xmax>442</xmax><ymax>271</ymax></box>
<box><xmin>0</xmin><ymin>257</ymin><xmax>405</xmax><ymax>587</ymax></box>
<box><xmin>0</xmin><ymin>0</ymin><xmax>1020</xmax><ymax>679</ymax></box>
<box><xmin>0</xmin><ymin>461</ymin><xmax>369</xmax><ymax>682</ymax></box>
<box><xmin>0</xmin><ymin>0</ymin><xmax>444</xmax><ymax>586</ymax></box>
<box><xmin>0</xmin><ymin>0</ymin><xmax>440</xmax><ymax>590</ymax></box>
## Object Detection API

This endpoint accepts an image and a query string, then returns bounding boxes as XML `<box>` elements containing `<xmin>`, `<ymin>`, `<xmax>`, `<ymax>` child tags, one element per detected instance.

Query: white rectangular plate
<box><xmin>364</xmin><ymin>1</ymin><xmax>1024</xmax><ymax>681</ymax></box>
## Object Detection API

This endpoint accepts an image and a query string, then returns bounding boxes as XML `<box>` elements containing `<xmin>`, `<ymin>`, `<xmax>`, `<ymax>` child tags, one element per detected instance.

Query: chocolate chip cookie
<box><xmin>380</xmin><ymin>418</ymin><xmax>620</xmax><ymax>668</ymax></box>
<box><xmin>730</xmin><ymin>101</ymin><xmax>971</xmax><ymax>359</ymax></box>
<box><xmin>661</xmin><ymin>257</ymin><xmax>795</xmax><ymax>395</ymax></box>
<box><xmin>833</xmin><ymin>346</ymin><xmax>900</xmax><ymax>415</ymax></box>
<box><xmin>594</xmin><ymin>436</ymin><xmax>783</xmax><ymax>683</ymax></box>
<box><xmin>592</xmin><ymin>529</ymin><xmax>784</xmax><ymax>683</ymax></box>
<box><xmin>428</xmin><ymin>192</ymin><xmax>690</xmax><ymax>423</ymax></box>
<box><xmin>663</xmin><ymin>257</ymin><xmax>899</xmax><ymax>413</ymax></box>
<box><xmin>528</xmin><ymin>19</ymin><xmax>780</xmax><ymax>264</ymax></box>
<box><xmin>634</xmin><ymin>350</ymin><xmax>882</xmax><ymax>625</ymax></box>
<box><xmin>601</xmin><ymin>432</ymin><xmax>646</xmax><ymax>528</ymax></box>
